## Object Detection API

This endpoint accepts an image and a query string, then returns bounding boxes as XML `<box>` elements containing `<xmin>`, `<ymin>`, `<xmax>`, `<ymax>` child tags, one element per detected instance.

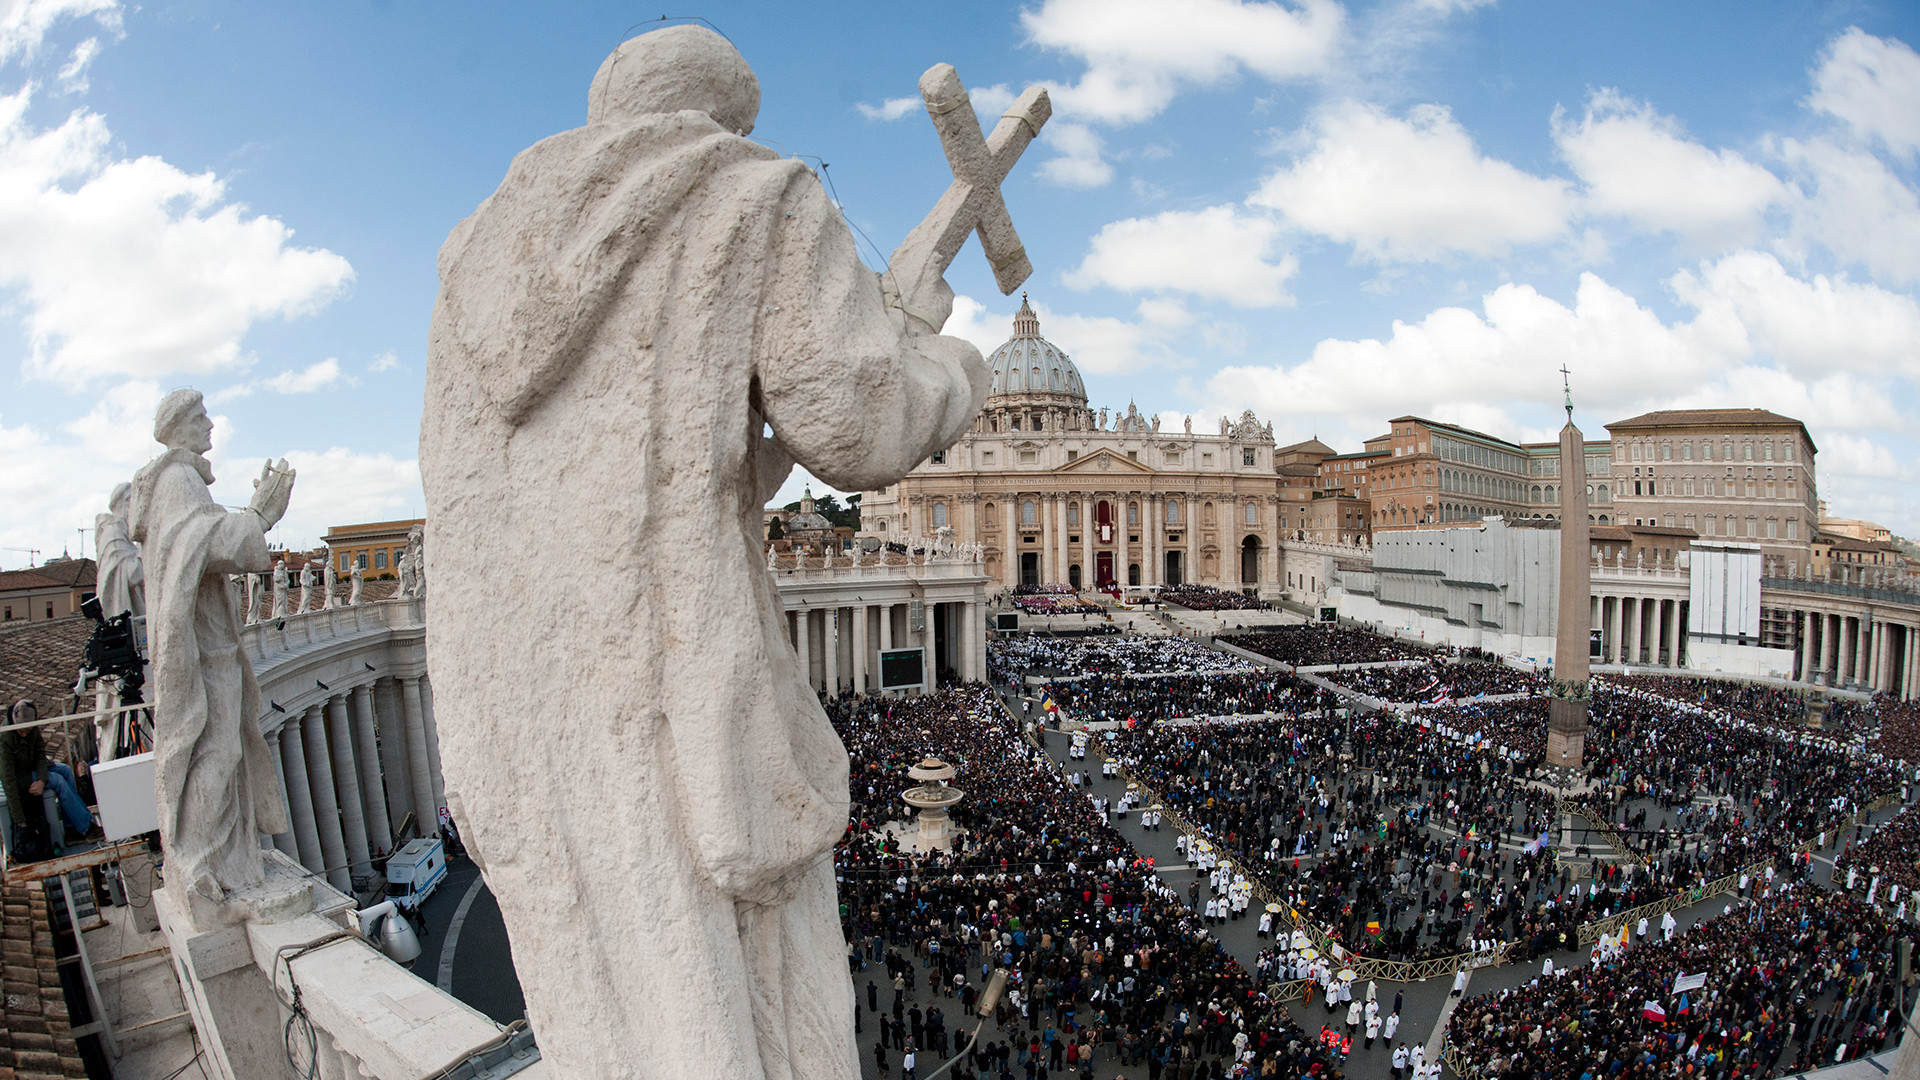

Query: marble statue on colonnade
<box><xmin>348</xmin><ymin>561</ymin><xmax>364</xmax><ymax>605</ymax></box>
<box><xmin>127</xmin><ymin>389</ymin><xmax>294</xmax><ymax>914</ymax></box>
<box><xmin>94</xmin><ymin>482</ymin><xmax>145</xmax><ymax>620</ymax></box>
<box><xmin>405</xmin><ymin>523</ymin><xmax>425</xmax><ymax>599</ymax></box>
<box><xmin>421</xmin><ymin>25</ymin><xmax>1048</xmax><ymax>1080</ymax></box>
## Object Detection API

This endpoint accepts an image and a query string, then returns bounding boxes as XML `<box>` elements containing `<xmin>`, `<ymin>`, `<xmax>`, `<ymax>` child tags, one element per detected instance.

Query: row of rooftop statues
<box><xmin>118</xmin><ymin>25</ymin><xmax>1045</xmax><ymax>1080</ymax></box>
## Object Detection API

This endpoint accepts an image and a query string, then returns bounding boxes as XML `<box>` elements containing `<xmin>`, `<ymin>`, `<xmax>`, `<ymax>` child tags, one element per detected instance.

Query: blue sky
<box><xmin>3</xmin><ymin>0</ymin><xmax>1919</xmax><ymax>565</ymax></box>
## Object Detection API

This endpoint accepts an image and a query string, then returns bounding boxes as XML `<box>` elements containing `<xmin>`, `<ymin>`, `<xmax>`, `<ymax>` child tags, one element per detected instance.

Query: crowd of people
<box><xmin>1446</xmin><ymin>884</ymin><xmax>1908</xmax><ymax>1079</ymax></box>
<box><xmin>1159</xmin><ymin>585</ymin><xmax>1272</xmax><ymax>612</ymax></box>
<box><xmin>827</xmin><ymin>687</ymin><xmax>1367</xmax><ymax>1080</ymax></box>
<box><xmin>989</xmin><ymin>636</ymin><xmax>1259</xmax><ymax>682</ymax></box>
<box><xmin>1014</xmin><ymin>594</ymin><xmax>1108</xmax><ymax>616</ymax></box>
<box><xmin>1046</xmin><ymin>672</ymin><xmax>1328</xmax><ymax>725</ymax></box>
<box><xmin>1221</xmin><ymin>629</ymin><xmax>1427</xmax><ymax>667</ymax></box>
<box><xmin>1326</xmin><ymin>662</ymin><xmax>1545</xmax><ymax>705</ymax></box>
<box><xmin>1835</xmin><ymin>804</ymin><xmax>1920</xmax><ymax>901</ymax></box>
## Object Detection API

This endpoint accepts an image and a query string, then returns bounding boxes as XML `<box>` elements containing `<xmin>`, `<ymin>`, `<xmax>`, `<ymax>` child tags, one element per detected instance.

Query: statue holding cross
<box><xmin>422</xmin><ymin>25</ymin><xmax>1047</xmax><ymax>1080</ymax></box>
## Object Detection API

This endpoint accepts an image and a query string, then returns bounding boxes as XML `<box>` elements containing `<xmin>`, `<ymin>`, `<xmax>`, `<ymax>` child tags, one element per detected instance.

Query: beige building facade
<box><xmin>858</xmin><ymin>300</ymin><xmax>1293</xmax><ymax>594</ymax></box>
<box><xmin>1605</xmin><ymin>409</ymin><xmax>1817</xmax><ymax>567</ymax></box>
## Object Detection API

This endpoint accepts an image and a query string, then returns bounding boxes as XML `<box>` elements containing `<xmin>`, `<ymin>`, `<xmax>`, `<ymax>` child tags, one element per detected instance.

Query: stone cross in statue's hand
<box><xmin>883</xmin><ymin>64</ymin><xmax>1050</xmax><ymax>335</ymax></box>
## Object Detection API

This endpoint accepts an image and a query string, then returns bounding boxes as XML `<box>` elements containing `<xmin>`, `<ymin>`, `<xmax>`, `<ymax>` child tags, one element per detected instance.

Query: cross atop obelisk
<box><xmin>882</xmin><ymin>65</ymin><xmax>1051</xmax><ymax>335</ymax></box>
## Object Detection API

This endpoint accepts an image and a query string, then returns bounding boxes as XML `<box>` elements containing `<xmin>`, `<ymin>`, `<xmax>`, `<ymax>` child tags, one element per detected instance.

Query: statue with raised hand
<box><xmin>128</xmin><ymin>390</ymin><xmax>292</xmax><ymax>912</ymax></box>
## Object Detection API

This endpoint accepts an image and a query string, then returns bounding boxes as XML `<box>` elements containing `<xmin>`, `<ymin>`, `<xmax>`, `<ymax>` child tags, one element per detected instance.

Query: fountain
<box><xmin>901</xmin><ymin>758</ymin><xmax>965</xmax><ymax>851</ymax></box>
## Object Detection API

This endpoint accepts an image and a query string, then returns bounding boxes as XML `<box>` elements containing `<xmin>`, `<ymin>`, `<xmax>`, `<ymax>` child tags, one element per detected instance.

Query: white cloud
<box><xmin>0</xmin><ymin>0</ymin><xmax>117</xmax><ymax>67</ymax></box>
<box><xmin>1021</xmin><ymin>0</ymin><xmax>1343</xmax><ymax>125</ymax></box>
<box><xmin>1203</xmin><ymin>272</ymin><xmax>1724</xmax><ymax>434</ymax></box>
<box><xmin>856</xmin><ymin>96</ymin><xmax>919</xmax><ymax>122</ymax></box>
<box><xmin>1066</xmin><ymin>204</ymin><xmax>1298</xmax><ymax>307</ymax></box>
<box><xmin>1252</xmin><ymin>101</ymin><xmax>1573</xmax><ymax>261</ymax></box>
<box><xmin>369</xmin><ymin>350</ymin><xmax>401</xmax><ymax>373</ymax></box>
<box><xmin>265</xmin><ymin>357</ymin><xmax>344</xmax><ymax>394</ymax></box>
<box><xmin>267</xmin><ymin>447</ymin><xmax>421</xmax><ymax>549</ymax></box>
<box><xmin>1777</xmin><ymin>135</ymin><xmax>1920</xmax><ymax>285</ymax></box>
<box><xmin>1036</xmin><ymin>121</ymin><xmax>1114</xmax><ymax>188</ymax></box>
<box><xmin>0</xmin><ymin>85</ymin><xmax>354</xmax><ymax>387</ymax></box>
<box><xmin>1668</xmin><ymin>251</ymin><xmax>1920</xmax><ymax>380</ymax></box>
<box><xmin>209</xmin><ymin>357</ymin><xmax>351</xmax><ymax>402</ymax></box>
<box><xmin>969</xmin><ymin>83</ymin><xmax>1018</xmax><ymax>120</ymax></box>
<box><xmin>1554</xmin><ymin>90</ymin><xmax>1787</xmax><ymax>245</ymax></box>
<box><xmin>1810</xmin><ymin>27</ymin><xmax>1920</xmax><ymax>159</ymax></box>
<box><xmin>1412</xmin><ymin>0</ymin><xmax>1495</xmax><ymax>11</ymax></box>
<box><xmin>54</xmin><ymin>33</ymin><xmax>93</xmax><ymax>90</ymax></box>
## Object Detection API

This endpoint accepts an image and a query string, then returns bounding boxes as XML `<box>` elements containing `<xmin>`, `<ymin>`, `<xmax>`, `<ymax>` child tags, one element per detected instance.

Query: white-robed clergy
<box><xmin>421</xmin><ymin>26</ymin><xmax>997</xmax><ymax>1080</ymax></box>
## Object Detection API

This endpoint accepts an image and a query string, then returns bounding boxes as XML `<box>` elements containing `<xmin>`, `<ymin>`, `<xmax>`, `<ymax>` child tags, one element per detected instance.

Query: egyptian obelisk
<box><xmin>1546</xmin><ymin>371</ymin><xmax>1590</xmax><ymax>785</ymax></box>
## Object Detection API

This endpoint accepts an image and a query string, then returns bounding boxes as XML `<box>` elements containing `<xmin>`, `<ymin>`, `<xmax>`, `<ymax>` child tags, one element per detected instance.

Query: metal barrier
<box><xmin>1574</xmin><ymin>799</ymin><xmax>1891</xmax><ymax>946</ymax></box>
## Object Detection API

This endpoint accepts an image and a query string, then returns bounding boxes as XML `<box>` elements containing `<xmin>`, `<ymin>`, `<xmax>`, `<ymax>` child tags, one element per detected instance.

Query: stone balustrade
<box><xmin>246</xmin><ymin>909</ymin><xmax>545</xmax><ymax>1079</ymax></box>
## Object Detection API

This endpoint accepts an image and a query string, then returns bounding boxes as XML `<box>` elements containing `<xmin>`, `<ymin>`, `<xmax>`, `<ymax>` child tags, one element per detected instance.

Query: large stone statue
<box><xmin>421</xmin><ymin>26</ymin><xmax>1043</xmax><ymax>1080</ymax></box>
<box><xmin>95</xmin><ymin>482</ymin><xmax>145</xmax><ymax>620</ymax></box>
<box><xmin>127</xmin><ymin>389</ymin><xmax>293</xmax><ymax>907</ymax></box>
<box><xmin>348</xmin><ymin>561</ymin><xmax>364</xmax><ymax>605</ymax></box>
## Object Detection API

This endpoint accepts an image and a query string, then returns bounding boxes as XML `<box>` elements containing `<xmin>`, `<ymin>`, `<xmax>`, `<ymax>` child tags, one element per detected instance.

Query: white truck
<box><xmin>384</xmin><ymin>837</ymin><xmax>448</xmax><ymax>912</ymax></box>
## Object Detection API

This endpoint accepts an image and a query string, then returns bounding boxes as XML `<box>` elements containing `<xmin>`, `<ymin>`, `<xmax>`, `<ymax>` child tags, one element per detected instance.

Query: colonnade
<box><xmin>1789</xmin><ymin>609</ymin><xmax>1919</xmax><ymax>697</ymax></box>
<box><xmin>262</xmin><ymin>674</ymin><xmax>444</xmax><ymax>894</ymax></box>
<box><xmin>1592</xmin><ymin>594</ymin><xmax>1687</xmax><ymax>667</ymax></box>
<box><xmin>787</xmin><ymin>600</ymin><xmax>985</xmax><ymax>695</ymax></box>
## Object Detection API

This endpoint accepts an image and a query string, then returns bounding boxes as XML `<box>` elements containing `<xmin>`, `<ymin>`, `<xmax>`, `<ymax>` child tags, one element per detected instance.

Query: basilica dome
<box><xmin>985</xmin><ymin>296</ymin><xmax>1086</xmax><ymax>404</ymax></box>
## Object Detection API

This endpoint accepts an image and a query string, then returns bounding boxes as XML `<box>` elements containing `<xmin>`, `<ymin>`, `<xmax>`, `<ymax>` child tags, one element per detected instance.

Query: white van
<box><xmin>385</xmin><ymin>838</ymin><xmax>448</xmax><ymax>911</ymax></box>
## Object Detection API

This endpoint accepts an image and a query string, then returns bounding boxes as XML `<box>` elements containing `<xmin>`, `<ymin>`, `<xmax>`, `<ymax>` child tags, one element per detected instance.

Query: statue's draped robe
<box><xmin>94</xmin><ymin>513</ymin><xmax>144</xmax><ymax>620</ymax></box>
<box><xmin>422</xmin><ymin>107</ymin><xmax>983</xmax><ymax>1080</ymax></box>
<box><xmin>128</xmin><ymin>450</ymin><xmax>288</xmax><ymax>897</ymax></box>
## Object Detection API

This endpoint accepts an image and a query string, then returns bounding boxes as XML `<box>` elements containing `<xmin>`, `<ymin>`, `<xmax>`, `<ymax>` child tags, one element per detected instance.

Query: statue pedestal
<box><xmin>154</xmin><ymin>849</ymin><xmax>330</xmax><ymax>1080</ymax></box>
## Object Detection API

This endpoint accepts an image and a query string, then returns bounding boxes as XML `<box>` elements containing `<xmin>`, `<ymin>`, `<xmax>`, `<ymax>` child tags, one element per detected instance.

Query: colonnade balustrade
<box><xmin>237</xmin><ymin>593</ymin><xmax>444</xmax><ymax>895</ymax></box>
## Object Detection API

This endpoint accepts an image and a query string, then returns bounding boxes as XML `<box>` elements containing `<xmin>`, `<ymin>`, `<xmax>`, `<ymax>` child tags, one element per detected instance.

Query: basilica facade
<box><xmin>858</xmin><ymin>299</ymin><xmax>1299</xmax><ymax>593</ymax></box>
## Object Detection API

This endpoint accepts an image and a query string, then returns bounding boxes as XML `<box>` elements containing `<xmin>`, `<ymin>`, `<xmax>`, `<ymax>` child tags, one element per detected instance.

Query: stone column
<box><xmin>921</xmin><ymin>601</ymin><xmax>937</xmax><ymax>692</ymax></box>
<box><xmin>1658</xmin><ymin>600</ymin><xmax>1673</xmax><ymax>665</ymax></box>
<box><xmin>1142</xmin><ymin>495</ymin><xmax>1158</xmax><ymax>587</ymax></box>
<box><xmin>399</xmin><ymin>676</ymin><xmax>437</xmax><ymax>831</ymax></box>
<box><xmin>325</xmin><ymin>695</ymin><xmax>371</xmax><ymax>881</ymax></box>
<box><xmin>1874</xmin><ymin>621</ymin><xmax>1891</xmax><ymax>692</ymax></box>
<box><xmin>349</xmin><ymin>684</ymin><xmax>392</xmax><ymax>856</ymax></box>
<box><xmin>1841</xmin><ymin>617</ymin><xmax>1857</xmax><ymax>685</ymax></box>
<box><xmin>1794</xmin><ymin>611</ymin><xmax>1808</xmax><ymax>681</ymax></box>
<box><xmin>1118</xmin><ymin>496</ymin><xmax>1132</xmax><ymax>589</ymax></box>
<box><xmin>852</xmin><ymin>604</ymin><xmax>869</xmax><ymax>694</ymax></box>
<box><xmin>793</xmin><ymin>609</ymin><xmax>812</xmax><ymax>691</ymax></box>
<box><xmin>879</xmin><ymin>603</ymin><xmax>893</xmax><ymax>652</ymax></box>
<box><xmin>300</xmin><ymin>704</ymin><xmax>352</xmax><ymax>894</ymax></box>
<box><xmin>824</xmin><ymin>608</ymin><xmax>841</xmax><ymax>697</ymax></box>
<box><xmin>1623</xmin><ymin>597</ymin><xmax>1641</xmax><ymax>665</ymax></box>
<box><xmin>373</xmin><ymin>678</ymin><xmax>414</xmax><ymax>834</ymax></box>
<box><xmin>1186</xmin><ymin>504</ymin><xmax>1198</xmax><ymax>589</ymax></box>
<box><xmin>1607</xmin><ymin>595</ymin><xmax>1623</xmax><ymax>664</ymax></box>
<box><xmin>264</xmin><ymin>728</ymin><xmax>297</xmax><ymax>857</ymax></box>
<box><xmin>1056</xmin><ymin>497</ymin><xmax>1070</xmax><ymax>588</ymax></box>
<box><xmin>967</xmin><ymin>598</ymin><xmax>983</xmax><ymax>682</ymax></box>
<box><xmin>1044</xmin><ymin>495</ymin><xmax>1059</xmax><ymax>584</ymax></box>
<box><xmin>1906</xmin><ymin>626</ymin><xmax>1918</xmax><ymax>699</ymax></box>
<box><xmin>420</xmin><ymin>678</ymin><xmax>447</xmax><ymax>819</ymax></box>
<box><xmin>278</xmin><ymin>720</ymin><xmax>323</xmax><ymax>872</ymax></box>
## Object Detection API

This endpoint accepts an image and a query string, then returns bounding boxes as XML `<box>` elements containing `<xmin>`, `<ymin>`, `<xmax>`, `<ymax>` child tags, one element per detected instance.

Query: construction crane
<box><xmin>1</xmin><ymin>546</ymin><xmax>42</xmax><ymax>569</ymax></box>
